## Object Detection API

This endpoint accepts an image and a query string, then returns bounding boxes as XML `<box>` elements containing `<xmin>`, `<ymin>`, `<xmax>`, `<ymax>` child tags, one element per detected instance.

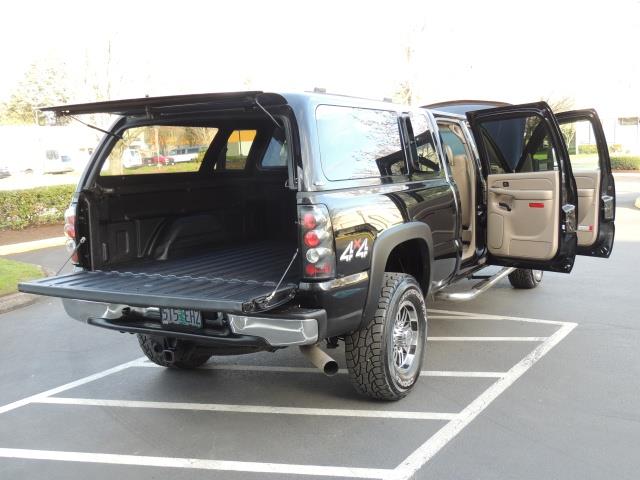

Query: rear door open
<box><xmin>467</xmin><ymin>102</ymin><xmax>578</xmax><ymax>273</ymax></box>
<box><xmin>556</xmin><ymin>109</ymin><xmax>615</xmax><ymax>257</ymax></box>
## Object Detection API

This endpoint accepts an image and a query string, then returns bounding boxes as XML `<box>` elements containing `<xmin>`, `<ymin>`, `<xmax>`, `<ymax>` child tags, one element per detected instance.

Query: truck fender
<box><xmin>360</xmin><ymin>222</ymin><xmax>434</xmax><ymax>329</ymax></box>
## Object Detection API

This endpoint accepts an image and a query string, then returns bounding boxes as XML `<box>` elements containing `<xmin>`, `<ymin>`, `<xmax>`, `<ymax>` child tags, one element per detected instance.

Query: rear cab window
<box><xmin>261</xmin><ymin>136</ymin><xmax>288</xmax><ymax>168</ymax></box>
<box><xmin>409</xmin><ymin>112</ymin><xmax>442</xmax><ymax>176</ymax></box>
<box><xmin>220</xmin><ymin>129</ymin><xmax>256</xmax><ymax>170</ymax></box>
<box><xmin>315</xmin><ymin>105</ymin><xmax>406</xmax><ymax>181</ymax></box>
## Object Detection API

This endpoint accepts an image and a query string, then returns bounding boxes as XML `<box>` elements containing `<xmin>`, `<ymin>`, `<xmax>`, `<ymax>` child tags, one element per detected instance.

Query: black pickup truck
<box><xmin>19</xmin><ymin>91</ymin><xmax>615</xmax><ymax>400</ymax></box>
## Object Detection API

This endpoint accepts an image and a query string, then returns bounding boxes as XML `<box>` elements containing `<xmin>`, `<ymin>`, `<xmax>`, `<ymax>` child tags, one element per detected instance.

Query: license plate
<box><xmin>160</xmin><ymin>308</ymin><xmax>202</xmax><ymax>328</ymax></box>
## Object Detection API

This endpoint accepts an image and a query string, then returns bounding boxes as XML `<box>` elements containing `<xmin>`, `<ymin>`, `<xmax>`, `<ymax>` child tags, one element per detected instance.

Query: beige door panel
<box><xmin>487</xmin><ymin>171</ymin><xmax>559</xmax><ymax>260</ymax></box>
<box><xmin>574</xmin><ymin>170</ymin><xmax>600</xmax><ymax>247</ymax></box>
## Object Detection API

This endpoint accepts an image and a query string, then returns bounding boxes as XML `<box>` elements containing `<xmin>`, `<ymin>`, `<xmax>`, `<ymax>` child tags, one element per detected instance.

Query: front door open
<box><xmin>467</xmin><ymin>102</ymin><xmax>578</xmax><ymax>273</ymax></box>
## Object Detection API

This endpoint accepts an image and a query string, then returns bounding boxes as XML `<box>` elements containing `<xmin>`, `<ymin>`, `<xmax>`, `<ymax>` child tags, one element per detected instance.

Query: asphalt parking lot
<box><xmin>1</xmin><ymin>173</ymin><xmax>639</xmax><ymax>480</ymax></box>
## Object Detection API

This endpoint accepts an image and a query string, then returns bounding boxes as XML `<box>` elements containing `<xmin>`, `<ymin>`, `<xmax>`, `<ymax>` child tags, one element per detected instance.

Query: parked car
<box><xmin>42</xmin><ymin>149</ymin><xmax>74</xmax><ymax>174</ymax></box>
<box><xmin>167</xmin><ymin>146</ymin><xmax>204</xmax><ymax>163</ymax></box>
<box><xmin>144</xmin><ymin>155</ymin><xmax>174</xmax><ymax>166</ymax></box>
<box><xmin>121</xmin><ymin>148</ymin><xmax>143</xmax><ymax>169</ymax></box>
<box><xmin>21</xmin><ymin>92</ymin><xmax>615</xmax><ymax>400</ymax></box>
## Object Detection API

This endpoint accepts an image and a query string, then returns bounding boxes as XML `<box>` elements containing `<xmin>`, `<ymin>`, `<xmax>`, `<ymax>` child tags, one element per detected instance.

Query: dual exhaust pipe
<box><xmin>299</xmin><ymin>344</ymin><xmax>339</xmax><ymax>376</ymax></box>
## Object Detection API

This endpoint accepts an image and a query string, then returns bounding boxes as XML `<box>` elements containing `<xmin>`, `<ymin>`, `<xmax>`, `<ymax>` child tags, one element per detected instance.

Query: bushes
<box><xmin>578</xmin><ymin>144</ymin><xmax>624</xmax><ymax>154</ymax></box>
<box><xmin>610</xmin><ymin>156</ymin><xmax>640</xmax><ymax>171</ymax></box>
<box><xmin>0</xmin><ymin>184</ymin><xmax>75</xmax><ymax>230</ymax></box>
<box><xmin>609</xmin><ymin>144</ymin><xmax>623</xmax><ymax>153</ymax></box>
<box><xmin>578</xmin><ymin>144</ymin><xmax>598</xmax><ymax>154</ymax></box>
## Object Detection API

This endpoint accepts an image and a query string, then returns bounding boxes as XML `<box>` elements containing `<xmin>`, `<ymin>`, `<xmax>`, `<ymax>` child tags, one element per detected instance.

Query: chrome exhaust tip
<box><xmin>299</xmin><ymin>344</ymin><xmax>339</xmax><ymax>376</ymax></box>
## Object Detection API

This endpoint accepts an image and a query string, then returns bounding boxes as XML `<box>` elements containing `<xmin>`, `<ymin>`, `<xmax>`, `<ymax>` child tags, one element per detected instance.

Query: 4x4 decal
<box><xmin>339</xmin><ymin>238</ymin><xmax>369</xmax><ymax>262</ymax></box>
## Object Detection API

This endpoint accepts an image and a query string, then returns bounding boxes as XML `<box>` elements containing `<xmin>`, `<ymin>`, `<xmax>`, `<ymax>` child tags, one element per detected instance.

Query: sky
<box><xmin>1</xmin><ymin>0</ymin><xmax>639</xmax><ymax>118</ymax></box>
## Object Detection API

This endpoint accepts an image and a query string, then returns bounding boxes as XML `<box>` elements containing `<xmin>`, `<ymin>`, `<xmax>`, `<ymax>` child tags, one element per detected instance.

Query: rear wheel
<box><xmin>508</xmin><ymin>268</ymin><xmax>543</xmax><ymax>289</ymax></box>
<box><xmin>345</xmin><ymin>273</ymin><xmax>427</xmax><ymax>401</ymax></box>
<box><xmin>137</xmin><ymin>334</ymin><xmax>211</xmax><ymax>369</ymax></box>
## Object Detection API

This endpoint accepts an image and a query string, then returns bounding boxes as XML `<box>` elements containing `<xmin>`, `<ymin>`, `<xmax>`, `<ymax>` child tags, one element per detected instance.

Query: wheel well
<box><xmin>384</xmin><ymin>239</ymin><xmax>430</xmax><ymax>294</ymax></box>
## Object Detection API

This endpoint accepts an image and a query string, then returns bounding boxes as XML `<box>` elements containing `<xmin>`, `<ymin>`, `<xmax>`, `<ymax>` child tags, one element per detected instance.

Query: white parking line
<box><xmin>421</xmin><ymin>371</ymin><xmax>504</xmax><ymax>378</ymax></box>
<box><xmin>428</xmin><ymin>308</ymin><xmax>567</xmax><ymax>326</ymax></box>
<box><xmin>35</xmin><ymin>397</ymin><xmax>458</xmax><ymax>421</ymax></box>
<box><xmin>0</xmin><ymin>358</ymin><xmax>145</xmax><ymax>415</ymax></box>
<box><xmin>391</xmin><ymin>321</ymin><xmax>577</xmax><ymax>480</ymax></box>
<box><xmin>0</xmin><ymin>448</ymin><xmax>392</xmax><ymax>479</ymax></box>
<box><xmin>428</xmin><ymin>336</ymin><xmax>547</xmax><ymax>342</ymax></box>
<box><xmin>0</xmin><ymin>309</ymin><xmax>577</xmax><ymax>479</ymax></box>
<box><xmin>134</xmin><ymin>361</ymin><xmax>506</xmax><ymax>378</ymax></box>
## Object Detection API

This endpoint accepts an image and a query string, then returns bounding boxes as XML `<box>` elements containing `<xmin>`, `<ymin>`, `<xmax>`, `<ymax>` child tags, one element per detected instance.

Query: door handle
<box><xmin>562</xmin><ymin>204</ymin><xmax>577</xmax><ymax>233</ymax></box>
<box><xmin>601</xmin><ymin>195</ymin><xmax>614</xmax><ymax>220</ymax></box>
<box><xmin>498</xmin><ymin>202</ymin><xmax>512</xmax><ymax>212</ymax></box>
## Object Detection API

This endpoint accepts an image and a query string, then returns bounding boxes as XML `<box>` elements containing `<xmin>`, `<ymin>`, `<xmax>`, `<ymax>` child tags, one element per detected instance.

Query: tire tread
<box><xmin>345</xmin><ymin>273</ymin><xmax>425</xmax><ymax>401</ymax></box>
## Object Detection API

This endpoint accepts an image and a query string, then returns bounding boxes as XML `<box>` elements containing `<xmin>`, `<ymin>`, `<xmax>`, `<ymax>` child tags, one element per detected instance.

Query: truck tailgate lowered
<box><xmin>18</xmin><ymin>244</ymin><xmax>299</xmax><ymax>314</ymax></box>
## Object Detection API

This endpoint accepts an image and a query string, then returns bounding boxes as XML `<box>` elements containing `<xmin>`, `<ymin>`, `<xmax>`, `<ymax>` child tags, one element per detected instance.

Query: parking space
<box><xmin>0</xmin><ymin>308</ymin><xmax>575</xmax><ymax>479</ymax></box>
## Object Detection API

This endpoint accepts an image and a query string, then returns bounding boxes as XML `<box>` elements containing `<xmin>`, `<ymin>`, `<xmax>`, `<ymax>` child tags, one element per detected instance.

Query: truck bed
<box><xmin>19</xmin><ymin>242</ymin><xmax>300</xmax><ymax>314</ymax></box>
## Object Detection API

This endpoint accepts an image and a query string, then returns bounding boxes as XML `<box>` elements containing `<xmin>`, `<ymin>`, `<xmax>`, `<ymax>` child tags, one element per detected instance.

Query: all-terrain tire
<box><xmin>345</xmin><ymin>273</ymin><xmax>427</xmax><ymax>401</ymax></box>
<box><xmin>508</xmin><ymin>268</ymin><xmax>543</xmax><ymax>289</ymax></box>
<box><xmin>137</xmin><ymin>334</ymin><xmax>211</xmax><ymax>369</ymax></box>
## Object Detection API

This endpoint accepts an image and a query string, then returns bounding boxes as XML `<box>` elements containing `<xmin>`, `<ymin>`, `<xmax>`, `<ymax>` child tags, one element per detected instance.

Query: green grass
<box><xmin>120</xmin><ymin>162</ymin><xmax>201</xmax><ymax>175</ymax></box>
<box><xmin>0</xmin><ymin>258</ymin><xmax>44</xmax><ymax>296</ymax></box>
<box><xmin>100</xmin><ymin>161</ymin><xmax>201</xmax><ymax>176</ymax></box>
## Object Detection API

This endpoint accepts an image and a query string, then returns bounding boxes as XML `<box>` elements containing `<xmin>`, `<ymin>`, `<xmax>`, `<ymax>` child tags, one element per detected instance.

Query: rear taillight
<box><xmin>299</xmin><ymin>205</ymin><xmax>335</xmax><ymax>279</ymax></box>
<box><xmin>63</xmin><ymin>206</ymin><xmax>79</xmax><ymax>264</ymax></box>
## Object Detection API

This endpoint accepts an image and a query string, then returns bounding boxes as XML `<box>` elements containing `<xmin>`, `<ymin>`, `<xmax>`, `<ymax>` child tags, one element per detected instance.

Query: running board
<box><xmin>435</xmin><ymin>268</ymin><xmax>515</xmax><ymax>302</ymax></box>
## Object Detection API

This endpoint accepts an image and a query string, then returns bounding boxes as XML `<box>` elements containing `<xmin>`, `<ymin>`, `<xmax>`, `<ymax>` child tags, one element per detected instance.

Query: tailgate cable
<box><xmin>265</xmin><ymin>249</ymin><xmax>299</xmax><ymax>304</ymax></box>
<box><xmin>56</xmin><ymin>237</ymin><xmax>86</xmax><ymax>275</ymax></box>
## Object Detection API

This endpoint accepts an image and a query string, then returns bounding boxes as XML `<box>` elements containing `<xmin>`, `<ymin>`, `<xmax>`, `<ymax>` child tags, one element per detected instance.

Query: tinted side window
<box><xmin>316</xmin><ymin>105</ymin><xmax>405</xmax><ymax>181</ymax></box>
<box><xmin>409</xmin><ymin>113</ymin><xmax>441</xmax><ymax>176</ymax></box>
<box><xmin>478</xmin><ymin>115</ymin><xmax>557</xmax><ymax>174</ymax></box>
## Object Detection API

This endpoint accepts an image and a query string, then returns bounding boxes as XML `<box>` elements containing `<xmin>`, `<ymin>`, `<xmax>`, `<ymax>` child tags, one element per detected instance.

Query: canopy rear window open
<box><xmin>41</xmin><ymin>91</ymin><xmax>288</xmax><ymax>117</ymax></box>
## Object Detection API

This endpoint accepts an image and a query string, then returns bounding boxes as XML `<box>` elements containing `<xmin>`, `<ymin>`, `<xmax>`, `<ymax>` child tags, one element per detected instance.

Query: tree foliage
<box><xmin>0</xmin><ymin>60</ymin><xmax>71</xmax><ymax>125</ymax></box>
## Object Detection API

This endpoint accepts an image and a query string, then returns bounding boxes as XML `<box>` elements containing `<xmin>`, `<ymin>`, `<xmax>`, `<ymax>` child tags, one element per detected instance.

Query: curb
<box><xmin>0</xmin><ymin>236</ymin><xmax>66</xmax><ymax>256</ymax></box>
<box><xmin>0</xmin><ymin>292</ymin><xmax>38</xmax><ymax>315</ymax></box>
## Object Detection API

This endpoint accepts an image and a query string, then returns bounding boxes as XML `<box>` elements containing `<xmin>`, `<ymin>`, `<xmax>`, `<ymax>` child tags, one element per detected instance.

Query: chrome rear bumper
<box><xmin>62</xmin><ymin>298</ymin><xmax>321</xmax><ymax>347</ymax></box>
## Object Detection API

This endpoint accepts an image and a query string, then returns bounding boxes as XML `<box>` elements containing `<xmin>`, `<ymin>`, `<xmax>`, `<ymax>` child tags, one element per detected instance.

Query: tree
<box><xmin>541</xmin><ymin>96</ymin><xmax>576</xmax><ymax>153</ymax></box>
<box><xmin>0</xmin><ymin>60</ymin><xmax>71</xmax><ymax>125</ymax></box>
<box><xmin>393</xmin><ymin>46</ymin><xmax>414</xmax><ymax>105</ymax></box>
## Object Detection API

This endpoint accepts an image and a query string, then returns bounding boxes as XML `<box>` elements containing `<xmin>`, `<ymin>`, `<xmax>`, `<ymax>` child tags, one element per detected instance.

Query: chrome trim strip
<box><xmin>298</xmin><ymin>271</ymin><xmax>368</xmax><ymax>291</ymax></box>
<box><xmin>227</xmin><ymin>315</ymin><xmax>318</xmax><ymax>346</ymax></box>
